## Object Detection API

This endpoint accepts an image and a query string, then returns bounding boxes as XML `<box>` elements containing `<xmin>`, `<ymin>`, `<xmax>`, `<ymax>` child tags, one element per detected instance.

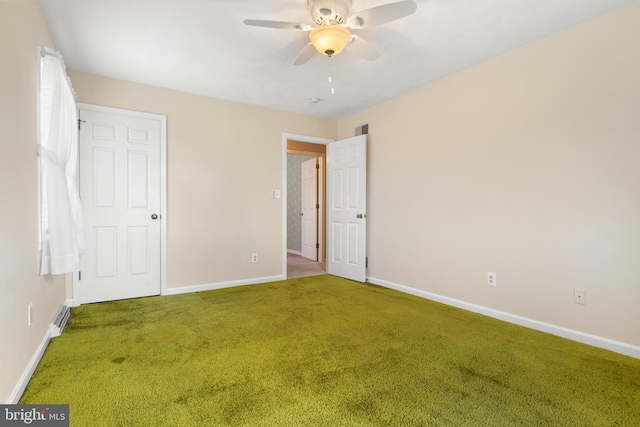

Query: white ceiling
<box><xmin>40</xmin><ymin>0</ymin><xmax>633</xmax><ymax>119</ymax></box>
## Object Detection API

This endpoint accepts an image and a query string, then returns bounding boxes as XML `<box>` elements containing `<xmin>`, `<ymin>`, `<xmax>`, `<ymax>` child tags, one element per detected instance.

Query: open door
<box><xmin>301</xmin><ymin>158</ymin><xmax>318</xmax><ymax>261</ymax></box>
<box><xmin>327</xmin><ymin>135</ymin><xmax>367</xmax><ymax>282</ymax></box>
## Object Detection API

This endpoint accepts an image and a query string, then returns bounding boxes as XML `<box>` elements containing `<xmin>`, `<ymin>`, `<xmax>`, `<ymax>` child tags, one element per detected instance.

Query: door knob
<box><xmin>300</xmin><ymin>213</ymin><xmax>304</xmax><ymax>216</ymax></box>
<box><xmin>151</xmin><ymin>214</ymin><xmax>158</xmax><ymax>220</ymax></box>
<box><xmin>357</xmin><ymin>213</ymin><xmax>365</xmax><ymax>219</ymax></box>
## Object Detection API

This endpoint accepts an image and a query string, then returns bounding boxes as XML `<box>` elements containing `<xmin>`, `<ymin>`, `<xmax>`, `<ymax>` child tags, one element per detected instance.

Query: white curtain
<box><xmin>38</xmin><ymin>47</ymin><xmax>84</xmax><ymax>275</ymax></box>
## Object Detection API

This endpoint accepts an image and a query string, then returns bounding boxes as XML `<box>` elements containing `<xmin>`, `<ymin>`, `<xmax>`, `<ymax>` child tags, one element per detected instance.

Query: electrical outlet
<box><xmin>487</xmin><ymin>272</ymin><xmax>496</xmax><ymax>287</ymax></box>
<box><xmin>251</xmin><ymin>253</ymin><xmax>259</xmax><ymax>263</ymax></box>
<box><xmin>574</xmin><ymin>288</ymin><xmax>586</xmax><ymax>305</ymax></box>
<box><xmin>28</xmin><ymin>303</ymin><xmax>33</xmax><ymax>326</ymax></box>
<box><xmin>271</xmin><ymin>190</ymin><xmax>281</xmax><ymax>199</ymax></box>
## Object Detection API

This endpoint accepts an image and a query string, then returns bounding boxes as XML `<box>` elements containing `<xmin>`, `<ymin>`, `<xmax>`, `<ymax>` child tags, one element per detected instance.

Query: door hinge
<box><xmin>78</xmin><ymin>271</ymin><xmax>81</xmax><ymax>281</ymax></box>
<box><xmin>78</xmin><ymin>119</ymin><xmax>86</xmax><ymax>130</ymax></box>
<box><xmin>316</xmin><ymin>243</ymin><xmax>319</xmax><ymax>249</ymax></box>
<box><xmin>316</xmin><ymin>163</ymin><xmax>319</xmax><ymax>169</ymax></box>
<box><xmin>365</xmin><ymin>257</ymin><xmax>368</xmax><ymax>268</ymax></box>
<box><xmin>316</xmin><ymin>203</ymin><xmax>319</xmax><ymax>209</ymax></box>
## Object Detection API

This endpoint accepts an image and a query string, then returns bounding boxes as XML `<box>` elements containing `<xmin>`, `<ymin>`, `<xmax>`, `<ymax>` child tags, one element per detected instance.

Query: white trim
<box><xmin>9</xmin><ymin>299</ymin><xmax>75</xmax><ymax>403</ymax></box>
<box><xmin>282</xmin><ymin>133</ymin><xmax>333</xmax><ymax>280</ymax></box>
<box><xmin>317</xmin><ymin>156</ymin><xmax>324</xmax><ymax>264</ymax></box>
<box><xmin>159</xmin><ymin>115</ymin><xmax>168</xmax><ymax>297</ymax></box>
<box><xmin>73</xmin><ymin>103</ymin><xmax>168</xmax><ymax>303</ymax></box>
<box><xmin>287</xmin><ymin>249</ymin><xmax>302</xmax><ymax>256</ymax></box>
<box><xmin>8</xmin><ymin>328</ymin><xmax>52</xmax><ymax>404</ymax></box>
<box><xmin>165</xmin><ymin>275</ymin><xmax>285</xmax><ymax>296</ymax></box>
<box><xmin>367</xmin><ymin>276</ymin><xmax>640</xmax><ymax>359</ymax></box>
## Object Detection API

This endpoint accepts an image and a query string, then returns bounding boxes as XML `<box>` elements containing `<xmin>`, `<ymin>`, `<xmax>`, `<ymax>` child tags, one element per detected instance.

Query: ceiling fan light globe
<box><xmin>309</xmin><ymin>25</ymin><xmax>350</xmax><ymax>57</ymax></box>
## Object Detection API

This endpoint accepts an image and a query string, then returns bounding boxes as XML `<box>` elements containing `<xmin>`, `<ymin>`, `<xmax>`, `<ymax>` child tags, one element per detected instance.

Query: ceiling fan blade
<box><xmin>347</xmin><ymin>0</ymin><xmax>417</xmax><ymax>29</ymax></box>
<box><xmin>347</xmin><ymin>36</ymin><xmax>381</xmax><ymax>61</ymax></box>
<box><xmin>294</xmin><ymin>43</ymin><xmax>317</xmax><ymax>66</ymax></box>
<box><xmin>243</xmin><ymin>19</ymin><xmax>313</xmax><ymax>31</ymax></box>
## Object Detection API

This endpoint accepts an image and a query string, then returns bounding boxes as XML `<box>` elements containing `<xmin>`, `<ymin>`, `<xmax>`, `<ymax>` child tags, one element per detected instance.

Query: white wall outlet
<box><xmin>271</xmin><ymin>190</ymin><xmax>281</xmax><ymax>199</ymax></box>
<box><xmin>251</xmin><ymin>253</ymin><xmax>259</xmax><ymax>263</ymax></box>
<box><xmin>487</xmin><ymin>272</ymin><xmax>496</xmax><ymax>287</ymax></box>
<box><xmin>574</xmin><ymin>288</ymin><xmax>586</xmax><ymax>305</ymax></box>
<box><xmin>28</xmin><ymin>303</ymin><xmax>33</xmax><ymax>326</ymax></box>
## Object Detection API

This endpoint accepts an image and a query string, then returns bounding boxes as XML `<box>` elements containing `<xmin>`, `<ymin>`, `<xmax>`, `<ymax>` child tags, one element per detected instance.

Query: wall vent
<box><xmin>355</xmin><ymin>123</ymin><xmax>369</xmax><ymax>136</ymax></box>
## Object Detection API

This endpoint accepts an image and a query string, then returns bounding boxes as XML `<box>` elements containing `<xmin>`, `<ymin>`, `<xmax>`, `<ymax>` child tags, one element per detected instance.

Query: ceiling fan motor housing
<box><xmin>309</xmin><ymin>0</ymin><xmax>352</xmax><ymax>25</ymax></box>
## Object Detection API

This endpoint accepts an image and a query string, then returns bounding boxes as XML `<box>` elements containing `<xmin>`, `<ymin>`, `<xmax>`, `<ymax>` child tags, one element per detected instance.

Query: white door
<box><xmin>301</xmin><ymin>158</ymin><xmax>318</xmax><ymax>261</ymax></box>
<box><xmin>327</xmin><ymin>135</ymin><xmax>367</xmax><ymax>282</ymax></box>
<box><xmin>77</xmin><ymin>107</ymin><xmax>162</xmax><ymax>304</ymax></box>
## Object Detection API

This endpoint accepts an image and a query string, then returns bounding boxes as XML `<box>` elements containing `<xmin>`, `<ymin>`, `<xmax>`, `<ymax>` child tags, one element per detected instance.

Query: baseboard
<box><xmin>287</xmin><ymin>249</ymin><xmax>302</xmax><ymax>256</ymax></box>
<box><xmin>7</xmin><ymin>328</ymin><xmax>52</xmax><ymax>404</ymax></box>
<box><xmin>165</xmin><ymin>275</ymin><xmax>285</xmax><ymax>296</ymax></box>
<box><xmin>367</xmin><ymin>276</ymin><xmax>640</xmax><ymax>360</ymax></box>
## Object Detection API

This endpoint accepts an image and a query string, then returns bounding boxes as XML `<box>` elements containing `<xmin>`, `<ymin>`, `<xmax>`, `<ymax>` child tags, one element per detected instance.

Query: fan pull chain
<box><xmin>328</xmin><ymin>56</ymin><xmax>335</xmax><ymax>95</ymax></box>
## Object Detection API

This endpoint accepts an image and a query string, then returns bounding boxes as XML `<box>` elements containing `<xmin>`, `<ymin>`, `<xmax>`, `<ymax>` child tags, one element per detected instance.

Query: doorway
<box><xmin>283</xmin><ymin>135</ymin><xmax>331</xmax><ymax>279</ymax></box>
<box><xmin>282</xmin><ymin>133</ymin><xmax>368</xmax><ymax>282</ymax></box>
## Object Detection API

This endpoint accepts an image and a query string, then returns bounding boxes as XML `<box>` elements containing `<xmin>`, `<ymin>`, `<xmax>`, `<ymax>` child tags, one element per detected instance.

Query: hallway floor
<box><xmin>287</xmin><ymin>252</ymin><xmax>326</xmax><ymax>279</ymax></box>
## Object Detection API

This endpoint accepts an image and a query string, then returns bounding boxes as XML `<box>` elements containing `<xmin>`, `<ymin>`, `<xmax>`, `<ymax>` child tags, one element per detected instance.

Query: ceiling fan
<box><xmin>244</xmin><ymin>0</ymin><xmax>418</xmax><ymax>65</ymax></box>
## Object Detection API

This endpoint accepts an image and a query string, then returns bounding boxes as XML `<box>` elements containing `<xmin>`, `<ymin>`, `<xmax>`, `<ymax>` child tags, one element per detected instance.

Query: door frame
<box><xmin>300</xmin><ymin>157</ymin><xmax>319</xmax><ymax>261</ymax></box>
<box><xmin>282</xmin><ymin>133</ymin><xmax>332</xmax><ymax>279</ymax></box>
<box><xmin>73</xmin><ymin>103</ymin><xmax>168</xmax><ymax>306</ymax></box>
<box><xmin>290</xmin><ymin>152</ymin><xmax>324</xmax><ymax>261</ymax></box>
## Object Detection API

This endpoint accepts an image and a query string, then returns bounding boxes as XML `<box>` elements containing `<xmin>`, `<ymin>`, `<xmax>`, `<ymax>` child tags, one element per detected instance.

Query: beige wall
<box><xmin>338</xmin><ymin>1</ymin><xmax>640</xmax><ymax>347</ymax></box>
<box><xmin>68</xmin><ymin>72</ymin><xmax>336</xmax><ymax>289</ymax></box>
<box><xmin>0</xmin><ymin>1</ymin><xmax>67</xmax><ymax>402</ymax></box>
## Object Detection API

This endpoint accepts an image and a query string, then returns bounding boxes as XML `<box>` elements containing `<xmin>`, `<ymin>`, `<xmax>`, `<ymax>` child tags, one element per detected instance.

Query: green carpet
<box><xmin>20</xmin><ymin>275</ymin><xmax>640</xmax><ymax>426</ymax></box>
